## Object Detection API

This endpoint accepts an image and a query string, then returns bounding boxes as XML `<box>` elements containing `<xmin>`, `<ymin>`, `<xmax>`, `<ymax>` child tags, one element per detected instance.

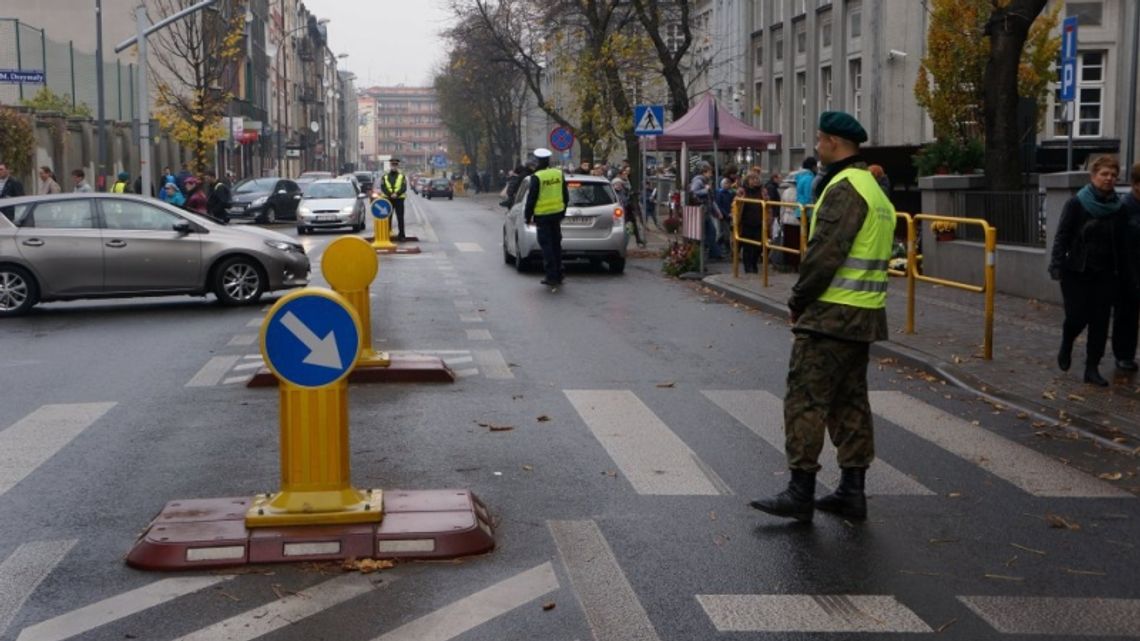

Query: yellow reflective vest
<box><xmin>383</xmin><ymin>173</ymin><xmax>405</xmax><ymax>199</ymax></box>
<box><xmin>533</xmin><ymin>168</ymin><xmax>565</xmax><ymax>216</ymax></box>
<box><xmin>111</xmin><ymin>181</ymin><xmax>128</xmax><ymax>193</ymax></box>
<box><xmin>808</xmin><ymin>166</ymin><xmax>896</xmax><ymax>309</ymax></box>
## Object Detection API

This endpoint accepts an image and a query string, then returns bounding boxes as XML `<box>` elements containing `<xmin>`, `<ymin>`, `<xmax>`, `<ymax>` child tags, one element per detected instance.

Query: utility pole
<box><xmin>95</xmin><ymin>0</ymin><xmax>107</xmax><ymax>190</ymax></box>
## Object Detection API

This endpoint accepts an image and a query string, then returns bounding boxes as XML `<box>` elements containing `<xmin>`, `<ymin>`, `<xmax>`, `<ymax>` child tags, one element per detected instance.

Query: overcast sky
<box><xmin>300</xmin><ymin>0</ymin><xmax>455</xmax><ymax>88</ymax></box>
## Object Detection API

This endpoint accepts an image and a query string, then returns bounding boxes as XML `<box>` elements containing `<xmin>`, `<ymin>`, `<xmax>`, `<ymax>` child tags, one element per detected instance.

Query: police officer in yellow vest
<box><xmin>750</xmin><ymin>111</ymin><xmax>895</xmax><ymax>523</ymax></box>
<box><xmin>380</xmin><ymin>158</ymin><xmax>408</xmax><ymax>240</ymax></box>
<box><xmin>523</xmin><ymin>148</ymin><xmax>570</xmax><ymax>286</ymax></box>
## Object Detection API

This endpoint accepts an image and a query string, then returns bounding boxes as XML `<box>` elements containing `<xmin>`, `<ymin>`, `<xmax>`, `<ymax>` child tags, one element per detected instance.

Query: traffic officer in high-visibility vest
<box><xmin>523</xmin><ymin>148</ymin><xmax>570</xmax><ymax>286</ymax></box>
<box><xmin>380</xmin><ymin>158</ymin><xmax>408</xmax><ymax>240</ymax></box>
<box><xmin>750</xmin><ymin>111</ymin><xmax>896</xmax><ymax>523</ymax></box>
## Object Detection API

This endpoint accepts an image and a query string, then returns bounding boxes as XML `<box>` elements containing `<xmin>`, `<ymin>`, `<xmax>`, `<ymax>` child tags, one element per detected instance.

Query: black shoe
<box><xmin>397</xmin><ymin>234</ymin><xmax>406</xmax><ymax>242</ymax></box>
<box><xmin>540</xmin><ymin>279</ymin><xmax>556</xmax><ymax>286</ymax></box>
<box><xmin>1058</xmin><ymin>338</ymin><xmax>1073</xmax><ymax>372</ymax></box>
<box><xmin>815</xmin><ymin>467</ymin><xmax>868</xmax><ymax>520</ymax></box>
<box><xmin>1084</xmin><ymin>365</ymin><xmax>1109</xmax><ymax>387</ymax></box>
<box><xmin>1116</xmin><ymin>359</ymin><xmax>1139</xmax><ymax>372</ymax></box>
<box><xmin>749</xmin><ymin>470</ymin><xmax>815</xmax><ymax>522</ymax></box>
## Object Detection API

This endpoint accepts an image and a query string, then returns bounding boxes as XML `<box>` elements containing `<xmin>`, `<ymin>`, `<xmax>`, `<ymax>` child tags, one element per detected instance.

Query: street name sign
<box><xmin>634</xmin><ymin>105</ymin><xmax>665</xmax><ymax>136</ymax></box>
<box><xmin>0</xmin><ymin>69</ymin><xmax>45</xmax><ymax>83</ymax></box>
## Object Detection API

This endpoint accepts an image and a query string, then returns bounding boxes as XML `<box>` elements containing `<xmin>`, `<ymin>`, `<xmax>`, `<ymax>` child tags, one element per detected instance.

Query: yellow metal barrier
<box><xmin>912</xmin><ymin>214</ymin><xmax>997</xmax><ymax>360</ymax></box>
<box><xmin>730</xmin><ymin>199</ymin><xmax>810</xmax><ymax>287</ymax></box>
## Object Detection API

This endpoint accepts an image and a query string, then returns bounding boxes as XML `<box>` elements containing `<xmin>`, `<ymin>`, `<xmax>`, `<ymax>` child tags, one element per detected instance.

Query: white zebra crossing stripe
<box><xmin>958</xmin><ymin>596</ymin><xmax>1140</xmax><ymax>637</ymax></box>
<box><xmin>473</xmin><ymin>350</ymin><xmax>514</xmax><ymax>380</ymax></box>
<box><xmin>186</xmin><ymin>356</ymin><xmax>241</xmax><ymax>387</ymax></box>
<box><xmin>454</xmin><ymin>242</ymin><xmax>483</xmax><ymax>252</ymax></box>
<box><xmin>702</xmin><ymin>390</ymin><xmax>934</xmax><ymax>496</ymax></box>
<box><xmin>0</xmin><ymin>540</ymin><xmax>78</xmax><ymax>638</ymax></box>
<box><xmin>565</xmin><ymin>390</ymin><xmax>724</xmax><ymax>495</ymax></box>
<box><xmin>370</xmin><ymin>563</ymin><xmax>558</xmax><ymax>641</ymax></box>
<box><xmin>549</xmin><ymin>521</ymin><xmax>662</xmax><ymax>641</ymax></box>
<box><xmin>226</xmin><ymin>334</ymin><xmax>257</xmax><ymax>346</ymax></box>
<box><xmin>870</xmin><ymin>391</ymin><xmax>1133</xmax><ymax>498</ymax></box>
<box><xmin>16</xmin><ymin>576</ymin><xmax>234</xmax><ymax>641</ymax></box>
<box><xmin>171</xmin><ymin>573</ymin><xmax>382</xmax><ymax>641</ymax></box>
<box><xmin>697</xmin><ymin>594</ymin><xmax>932</xmax><ymax>633</ymax></box>
<box><xmin>466</xmin><ymin>329</ymin><xmax>492</xmax><ymax>341</ymax></box>
<box><xmin>0</xmin><ymin>403</ymin><xmax>116</xmax><ymax>498</ymax></box>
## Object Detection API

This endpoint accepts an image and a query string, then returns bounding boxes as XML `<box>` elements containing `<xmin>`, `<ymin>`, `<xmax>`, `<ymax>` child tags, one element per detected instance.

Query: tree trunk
<box><xmin>983</xmin><ymin>0</ymin><xmax>1047</xmax><ymax>191</ymax></box>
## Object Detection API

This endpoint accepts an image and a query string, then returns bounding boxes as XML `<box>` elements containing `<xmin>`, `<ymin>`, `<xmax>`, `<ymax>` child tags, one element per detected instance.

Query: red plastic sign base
<box><xmin>126</xmin><ymin>490</ymin><xmax>494</xmax><ymax>571</ymax></box>
<box><xmin>246</xmin><ymin>354</ymin><xmax>455</xmax><ymax>387</ymax></box>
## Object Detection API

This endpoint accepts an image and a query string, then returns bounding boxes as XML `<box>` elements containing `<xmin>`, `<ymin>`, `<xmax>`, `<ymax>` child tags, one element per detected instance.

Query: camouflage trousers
<box><xmin>783</xmin><ymin>333</ymin><xmax>875</xmax><ymax>472</ymax></box>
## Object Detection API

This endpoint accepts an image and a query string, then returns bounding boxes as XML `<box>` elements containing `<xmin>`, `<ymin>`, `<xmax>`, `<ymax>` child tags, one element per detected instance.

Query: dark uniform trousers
<box><xmin>784</xmin><ymin>332</ymin><xmax>875</xmax><ymax>472</ymax></box>
<box><xmin>392</xmin><ymin>199</ymin><xmax>406</xmax><ymax>238</ymax></box>
<box><xmin>535</xmin><ymin>212</ymin><xmax>565</xmax><ymax>283</ymax></box>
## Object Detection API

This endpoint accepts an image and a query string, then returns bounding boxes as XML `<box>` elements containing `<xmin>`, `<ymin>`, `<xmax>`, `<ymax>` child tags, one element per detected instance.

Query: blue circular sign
<box><xmin>262</xmin><ymin>290</ymin><xmax>361</xmax><ymax>388</ymax></box>
<box><xmin>370</xmin><ymin>198</ymin><xmax>392</xmax><ymax>219</ymax></box>
<box><xmin>549</xmin><ymin>126</ymin><xmax>574</xmax><ymax>152</ymax></box>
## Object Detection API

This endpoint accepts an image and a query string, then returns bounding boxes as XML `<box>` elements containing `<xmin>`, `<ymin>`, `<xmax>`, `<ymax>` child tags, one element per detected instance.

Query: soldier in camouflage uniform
<box><xmin>750</xmin><ymin>111</ymin><xmax>896</xmax><ymax>523</ymax></box>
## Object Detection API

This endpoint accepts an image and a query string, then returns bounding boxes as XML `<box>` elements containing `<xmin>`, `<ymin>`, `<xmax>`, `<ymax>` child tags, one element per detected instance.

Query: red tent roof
<box><xmin>645</xmin><ymin>93</ymin><xmax>781</xmax><ymax>151</ymax></box>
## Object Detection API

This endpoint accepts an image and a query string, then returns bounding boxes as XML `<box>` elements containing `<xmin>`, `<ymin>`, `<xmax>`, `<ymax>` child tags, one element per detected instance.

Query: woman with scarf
<box><xmin>1049</xmin><ymin>155</ymin><xmax>1125</xmax><ymax>386</ymax></box>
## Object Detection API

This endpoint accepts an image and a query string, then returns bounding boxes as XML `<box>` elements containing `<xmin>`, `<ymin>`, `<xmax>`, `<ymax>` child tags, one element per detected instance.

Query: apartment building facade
<box><xmin>357</xmin><ymin>86</ymin><xmax>446</xmax><ymax>173</ymax></box>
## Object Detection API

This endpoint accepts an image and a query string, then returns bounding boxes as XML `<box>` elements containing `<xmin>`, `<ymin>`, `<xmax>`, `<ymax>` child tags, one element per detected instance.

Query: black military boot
<box><xmin>749</xmin><ymin>470</ymin><xmax>816</xmax><ymax>522</ymax></box>
<box><xmin>1057</xmin><ymin>333</ymin><xmax>1074</xmax><ymax>371</ymax></box>
<box><xmin>1084</xmin><ymin>363</ymin><xmax>1109</xmax><ymax>387</ymax></box>
<box><xmin>815</xmin><ymin>467</ymin><xmax>868</xmax><ymax>520</ymax></box>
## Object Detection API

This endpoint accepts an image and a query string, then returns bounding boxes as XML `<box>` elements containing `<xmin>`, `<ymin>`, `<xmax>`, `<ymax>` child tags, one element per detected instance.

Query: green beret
<box><xmin>819</xmin><ymin>111</ymin><xmax>867</xmax><ymax>144</ymax></box>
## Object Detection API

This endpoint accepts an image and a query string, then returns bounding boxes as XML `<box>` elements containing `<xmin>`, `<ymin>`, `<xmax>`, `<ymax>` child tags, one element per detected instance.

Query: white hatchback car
<box><xmin>295</xmin><ymin>179</ymin><xmax>367</xmax><ymax>234</ymax></box>
<box><xmin>502</xmin><ymin>174</ymin><xmax>629</xmax><ymax>274</ymax></box>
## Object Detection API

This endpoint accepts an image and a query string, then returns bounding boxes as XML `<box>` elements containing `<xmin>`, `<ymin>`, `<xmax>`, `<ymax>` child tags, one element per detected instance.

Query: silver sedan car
<box><xmin>0</xmin><ymin>193</ymin><xmax>310</xmax><ymax>317</ymax></box>
<box><xmin>295</xmin><ymin>179</ymin><xmax>367</xmax><ymax>234</ymax></box>
<box><xmin>502</xmin><ymin>174</ymin><xmax>629</xmax><ymax>274</ymax></box>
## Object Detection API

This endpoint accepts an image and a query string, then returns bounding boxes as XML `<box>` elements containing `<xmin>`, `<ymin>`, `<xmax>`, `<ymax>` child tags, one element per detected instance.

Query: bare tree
<box><xmin>629</xmin><ymin>0</ymin><xmax>695</xmax><ymax>120</ymax></box>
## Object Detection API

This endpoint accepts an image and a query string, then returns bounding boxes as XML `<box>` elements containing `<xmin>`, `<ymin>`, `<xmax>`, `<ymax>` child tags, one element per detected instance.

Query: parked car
<box><xmin>502</xmin><ymin>174</ymin><xmax>628</xmax><ymax>274</ymax></box>
<box><xmin>352</xmin><ymin>171</ymin><xmax>374</xmax><ymax>194</ymax></box>
<box><xmin>413</xmin><ymin>177</ymin><xmax>430</xmax><ymax>194</ymax></box>
<box><xmin>295</xmin><ymin>179</ymin><xmax>367</xmax><ymax>235</ymax></box>
<box><xmin>0</xmin><ymin>193</ymin><xmax>309</xmax><ymax>316</ymax></box>
<box><xmin>295</xmin><ymin>171</ymin><xmax>335</xmax><ymax>194</ymax></box>
<box><xmin>228</xmin><ymin>177</ymin><xmax>302</xmax><ymax>223</ymax></box>
<box><xmin>425</xmin><ymin>178</ymin><xmax>454</xmax><ymax>200</ymax></box>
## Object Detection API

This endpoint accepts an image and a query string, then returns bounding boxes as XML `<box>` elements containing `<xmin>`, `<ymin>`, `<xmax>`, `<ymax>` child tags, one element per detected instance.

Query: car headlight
<box><xmin>252</xmin><ymin>196</ymin><xmax>268</xmax><ymax>206</ymax></box>
<box><xmin>298</xmin><ymin>207</ymin><xmax>311</xmax><ymax>215</ymax></box>
<box><xmin>265</xmin><ymin>240</ymin><xmax>302</xmax><ymax>253</ymax></box>
<box><xmin>340</xmin><ymin>206</ymin><xmax>355</xmax><ymax>214</ymax></box>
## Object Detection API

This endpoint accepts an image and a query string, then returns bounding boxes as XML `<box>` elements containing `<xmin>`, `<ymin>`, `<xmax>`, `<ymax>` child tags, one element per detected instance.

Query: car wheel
<box><xmin>607</xmin><ymin>257</ymin><xmax>626</xmax><ymax>274</ymax></box>
<box><xmin>297</xmin><ymin>226</ymin><xmax>308</xmax><ymax>235</ymax></box>
<box><xmin>0</xmin><ymin>265</ymin><xmax>39</xmax><ymax>317</ymax></box>
<box><xmin>261</xmin><ymin>206</ymin><xmax>277</xmax><ymax>224</ymax></box>
<box><xmin>503</xmin><ymin>230</ymin><xmax>515</xmax><ymax>265</ymax></box>
<box><xmin>213</xmin><ymin>256</ymin><xmax>265</xmax><ymax>306</ymax></box>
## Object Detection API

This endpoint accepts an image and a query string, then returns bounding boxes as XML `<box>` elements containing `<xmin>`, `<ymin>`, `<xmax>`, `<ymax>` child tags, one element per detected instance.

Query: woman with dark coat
<box><xmin>1049</xmin><ymin>155</ymin><xmax>1125</xmax><ymax>386</ymax></box>
<box><xmin>738</xmin><ymin>173</ymin><xmax>765</xmax><ymax>274</ymax></box>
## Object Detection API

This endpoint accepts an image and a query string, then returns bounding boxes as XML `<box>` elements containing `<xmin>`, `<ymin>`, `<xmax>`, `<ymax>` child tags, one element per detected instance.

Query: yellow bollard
<box><xmin>246</xmin><ymin>288</ymin><xmax>382</xmax><ymax>528</ymax></box>
<box><xmin>323</xmin><ymin>236</ymin><xmax>390</xmax><ymax>368</ymax></box>
<box><xmin>369</xmin><ymin>197</ymin><xmax>397</xmax><ymax>250</ymax></box>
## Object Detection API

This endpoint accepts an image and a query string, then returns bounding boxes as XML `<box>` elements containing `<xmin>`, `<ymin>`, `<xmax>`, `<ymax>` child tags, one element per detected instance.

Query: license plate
<box><xmin>317</xmin><ymin>215</ymin><xmax>338</xmax><ymax>222</ymax></box>
<box><xmin>563</xmin><ymin>216</ymin><xmax>592</xmax><ymax>225</ymax></box>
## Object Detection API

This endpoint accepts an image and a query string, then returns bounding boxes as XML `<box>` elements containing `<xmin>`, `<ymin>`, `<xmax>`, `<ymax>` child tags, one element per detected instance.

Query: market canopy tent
<box><xmin>644</xmin><ymin>93</ymin><xmax>782</xmax><ymax>151</ymax></box>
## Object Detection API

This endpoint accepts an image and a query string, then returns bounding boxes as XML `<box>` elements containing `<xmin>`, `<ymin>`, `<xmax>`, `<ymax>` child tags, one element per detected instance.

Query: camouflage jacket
<box><xmin>788</xmin><ymin>160</ymin><xmax>889</xmax><ymax>343</ymax></box>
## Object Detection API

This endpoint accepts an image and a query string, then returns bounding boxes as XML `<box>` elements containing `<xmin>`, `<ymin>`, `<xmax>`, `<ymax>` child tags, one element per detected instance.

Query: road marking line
<box><xmin>370</xmin><ymin>563</ymin><xmax>558</xmax><ymax>641</ymax></box>
<box><xmin>565</xmin><ymin>390</ymin><xmax>722</xmax><ymax>495</ymax></box>
<box><xmin>454</xmin><ymin>242</ymin><xmax>483</xmax><ymax>252</ymax></box>
<box><xmin>959</xmin><ymin>596</ymin><xmax>1140</xmax><ymax>637</ymax></box>
<box><xmin>226</xmin><ymin>334</ymin><xmax>257</xmax><ymax>346</ymax></box>
<box><xmin>222</xmin><ymin>376</ymin><xmax>252</xmax><ymax>385</ymax></box>
<box><xmin>443</xmin><ymin>356</ymin><xmax>475</xmax><ymax>365</ymax></box>
<box><xmin>454</xmin><ymin>368</ymin><xmax>479</xmax><ymax>378</ymax></box>
<box><xmin>472</xmin><ymin>350</ymin><xmax>514</xmax><ymax>380</ymax></box>
<box><xmin>466</xmin><ymin>329</ymin><xmax>493</xmax><ymax>341</ymax></box>
<box><xmin>0</xmin><ymin>403</ymin><xmax>116</xmax><ymax>498</ymax></box>
<box><xmin>15</xmin><ymin>576</ymin><xmax>234</xmax><ymax>641</ymax></box>
<box><xmin>548</xmin><ymin>520</ymin><xmax>662</xmax><ymax>641</ymax></box>
<box><xmin>185</xmin><ymin>356</ymin><xmax>241</xmax><ymax>387</ymax></box>
<box><xmin>871</xmin><ymin>391</ymin><xmax>1133</xmax><ymax>498</ymax></box>
<box><xmin>244</xmin><ymin>317</ymin><xmax>262</xmax><ymax>328</ymax></box>
<box><xmin>386</xmin><ymin>350</ymin><xmax>472</xmax><ymax>356</ymax></box>
<box><xmin>702</xmin><ymin>390</ymin><xmax>934</xmax><ymax>496</ymax></box>
<box><xmin>459</xmin><ymin>313</ymin><xmax>483</xmax><ymax>323</ymax></box>
<box><xmin>697</xmin><ymin>594</ymin><xmax>932</xmax><ymax>633</ymax></box>
<box><xmin>409</xmin><ymin>197</ymin><xmax>438</xmax><ymax>242</ymax></box>
<box><xmin>452</xmin><ymin>299</ymin><xmax>474</xmax><ymax>308</ymax></box>
<box><xmin>171</xmin><ymin>573</ymin><xmax>381</xmax><ymax>641</ymax></box>
<box><xmin>231</xmin><ymin>361</ymin><xmax>264</xmax><ymax>371</ymax></box>
<box><xmin>241</xmin><ymin>353</ymin><xmax>263</xmax><ymax>361</ymax></box>
<box><xmin>0</xmin><ymin>540</ymin><xmax>78</xmax><ymax>638</ymax></box>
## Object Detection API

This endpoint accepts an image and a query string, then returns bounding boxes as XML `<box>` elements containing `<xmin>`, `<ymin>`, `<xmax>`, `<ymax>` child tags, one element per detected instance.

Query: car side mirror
<box><xmin>173</xmin><ymin>220</ymin><xmax>192</xmax><ymax>234</ymax></box>
<box><xmin>277</xmin><ymin>189</ymin><xmax>287</xmax><ymax>194</ymax></box>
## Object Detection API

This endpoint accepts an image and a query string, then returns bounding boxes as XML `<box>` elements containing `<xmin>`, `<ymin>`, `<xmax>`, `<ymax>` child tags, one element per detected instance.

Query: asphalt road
<box><xmin>1</xmin><ymin>192</ymin><xmax>1137</xmax><ymax>641</ymax></box>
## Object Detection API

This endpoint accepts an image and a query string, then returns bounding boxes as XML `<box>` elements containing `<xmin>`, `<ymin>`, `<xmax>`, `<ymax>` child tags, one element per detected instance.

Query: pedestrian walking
<box><xmin>750</xmin><ymin>111</ymin><xmax>894</xmax><ymax>523</ymax></box>
<box><xmin>379</xmin><ymin>158</ymin><xmax>408</xmax><ymax>240</ymax></box>
<box><xmin>161</xmin><ymin>182</ymin><xmax>186</xmax><ymax>207</ymax></box>
<box><xmin>523</xmin><ymin>148</ymin><xmax>569</xmax><ymax>287</ymax></box>
<box><xmin>644</xmin><ymin>179</ymin><xmax>659</xmax><ymax>229</ymax></box>
<box><xmin>184</xmin><ymin>177</ymin><xmax>207</xmax><ymax>215</ymax></box>
<box><xmin>38</xmin><ymin>167</ymin><xmax>62</xmax><ymax>195</ymax></box>
<box><xmin>690</xmin><ymin>162</ymin><xmax>724</xmax><ymax>260</ymax></box>
<box><xmin>204</xmin><ymin>169</ymin><xmax>232</xmax><ymax>224</ymax></box>
<box><xmin>111</xmin><ymin>171</ymin><xmax>131</xmax><ymax>194</ymax></box>
<box><xmin>1114</xmin><ymin>162</ymin><xmax>1140</xmax><ymax>372</ymax></box>
<box><xmin>71</xmin><ymin>169</ymin><xmax>93</xmax><ymax>193</ymax></box>
<box><xmin>175</xmin><ymin>163</ymin><xmax>193</xmax><ymax>193</ymax></box>
<box><xmin>1049</xmin><ymin>155</ymin><xmax>1125</xmax><ymax>387</ymax></box>
<box><xmin>0</xmin><ymin>162</ymin><xmax>26</xmax><ymax>221</ymax></box>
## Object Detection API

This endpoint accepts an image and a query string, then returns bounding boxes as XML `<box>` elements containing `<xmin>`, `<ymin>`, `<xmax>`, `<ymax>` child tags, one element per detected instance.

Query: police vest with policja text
<box><xmin>533</xmin><ymin>168</ymin><xmax>565</xmax><ymax>216</ymax></box>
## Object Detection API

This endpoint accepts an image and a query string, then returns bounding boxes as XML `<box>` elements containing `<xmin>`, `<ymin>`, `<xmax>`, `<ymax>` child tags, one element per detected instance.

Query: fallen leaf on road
<box><xmin>708</xmin><ymin>511</ymin><xmax>717</xmax><ymax>521</ymax></box>
<box><xmin>1063</xmin><ymin>567</ymin><xmax>1106</xmax><ymax>576</ymax></box>
<box><xmin>217</xmin><ymin>590</ymin><xmax>241</xmax><ymax>602</ymax></box>
<box><xmin>477</xmin><ymin>421</ymin><xmax>515</xmax><ymax>432</ymax></box>
<box><xmin>522</xmin><ymin>464</ymin><xmax>533</xmax><ymax>472</ymax></box>
<box><xmin>947</xmin><ymin>492</ymin><xmax>962</xmax><ymax>498</ymax></box>
<box><xmin>1045</xmin><ymin>513</ymin><xmax>1081</xmax><ymax>530</ymax></box>
<box><xmin>536</xmin><ymin>415</ymin><xmax>551</xmax><ymax>422</ymax></box>
<box><xmin>542</xmin><ymin>602</ymin><xmax>556</xmax><ymax>611</ymax></box>
<box><xmin>1042</xmin><ymin>391</ymin><xmax>1056</xmax><ymax>400</ymax></box>
<box><xmin>984</xmin><ymin>573</ymin><xmax>1024</xmax><ymax>582</ymax></box>
<box><xmin>1098</xmin><ymin>472</ymin><xmax>1123</xmax><ymax>481</ymax></box>
<box><xmin>342</xmin><ymin>558</ymin><xmax>395</xmax><ymax>574</ymax></box>
<box><xmin>1067</xmin><ymin>394</ymin><xmax>1086</xmax><ymax>402</ymax></box>
<box><xmin>1016</xmin><ymin>412</ymin><xmax>1029</xmax><ymax>419</ymax></box>
<box><xmin>656</xmin><ymin>381</ymin><xmax>676</xmax><ymax>388</ymax></box>
<box><xmin>1011</xmin><ymin>543</ymin><xmax>1046</xmax><ymax>556</ymax></box>
<box><xmin>602</xmin><ymin>470</ymin><xmax>618</xmax><ymax>477</ymax></box>
<box><xmin>935</xmin><ymin>619</ymin><xmax>957</xmax><ymax>633</ymax></box>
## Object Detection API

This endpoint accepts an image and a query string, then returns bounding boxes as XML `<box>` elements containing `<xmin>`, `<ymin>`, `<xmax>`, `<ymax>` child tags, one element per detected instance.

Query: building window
<box><xmin>774</xmin><ymin>76</ymin><xmax>784</xmax><ymax>130</ymax></box>
<box><xmin>821</xmin><ymin>65</ymin><xmax>833</xmax><ymax>111</ymax></box>
<box><xmin>849</xmin><ymin>2</ymin><xmax>862</xmax><ymax>39</ymax></box>
<box><xmin>821</xmin><ymin>16</ymin><xmax>832</xmax><ymax>49</ymax></box>
<box><xmin>795</xmin><ymin>21</ymin><xmax>806</xmax><ymax>54</ymax></box>
<box><xmin>754</xmin><ymin>81</ymin><xmax>763</xmax><ymax>125</ymax></box>
<box><xmin>848</xmin><ymin>58</ymin><xmax>862</xmax><ymax>121</ymax></box>
<box><xmin>774</xmin><ymin>30</ymin><xmax>784</xmax><ymax>62</ymax></box>
<box><xmin>1066</xmin><ymin>2</ymin><xmax>1103</xmax><ymax>26</ymax></box>
<box><xmin>665</xmin><ymin>23</ymin><xmax>684</xmax><ymax>53</ymax></box>
<box><xmin>1053</xmin><ymin>50</ymin><xmax>1105</xmax><ymax>138</ymax></box>
<box><xmin>796</xmin><ymin>71</ymin><xmax>807</xmax><ymax>145</ymax></box>
<box><xmin>756</xmin><ymin>40</ymin><xmax>763</xmax><ymax>69</ymax></box>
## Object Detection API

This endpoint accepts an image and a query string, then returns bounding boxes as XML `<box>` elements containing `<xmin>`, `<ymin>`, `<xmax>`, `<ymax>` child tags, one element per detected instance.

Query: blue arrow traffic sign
<box><xmin>370</xmin><ymin>198</ymin><xmax>392</xmax><ymax>219</ymax></box>
<box><xmin>262</xmin><ymin>290</ymin><xmax>361</xmax><ymax>388</ymax></box>
<box><xmin>634</xmin><ymin>105</ymin><xmax>665</xmax><ymax>136</ymax></box>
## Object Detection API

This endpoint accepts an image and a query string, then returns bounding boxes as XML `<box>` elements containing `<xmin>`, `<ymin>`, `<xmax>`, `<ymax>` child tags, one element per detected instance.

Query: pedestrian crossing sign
<box><xmin>634</xmin><ymin>105</ymin><xmax>665</xmax><ymax>136</ymax></box>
